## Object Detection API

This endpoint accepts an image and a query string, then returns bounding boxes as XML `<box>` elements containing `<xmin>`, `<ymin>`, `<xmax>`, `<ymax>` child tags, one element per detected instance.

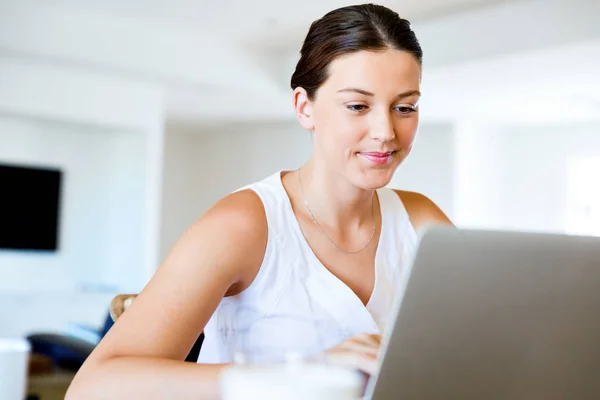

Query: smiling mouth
<box><xmin>358</xmin><ymin>151</ymin><xmax>396</xmax><ymax>165</ymax></box>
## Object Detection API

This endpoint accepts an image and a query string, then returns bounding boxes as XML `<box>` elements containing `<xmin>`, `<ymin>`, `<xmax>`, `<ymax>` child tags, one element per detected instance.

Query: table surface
<box><xmin>28</xmin><ymin>369</ymin><xmax>75</xmax><ymax>400</ymax></box>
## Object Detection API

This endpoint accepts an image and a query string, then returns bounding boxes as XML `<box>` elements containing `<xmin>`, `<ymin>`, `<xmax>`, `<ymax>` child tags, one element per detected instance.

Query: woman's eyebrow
<box><xmin>337</xmin><ymin>87</ymin><xmax>421</xmax><ymax>99</ymax></box>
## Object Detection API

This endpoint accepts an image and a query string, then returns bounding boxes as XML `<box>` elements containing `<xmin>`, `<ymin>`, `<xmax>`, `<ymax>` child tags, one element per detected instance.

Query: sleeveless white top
<box><xmin>197</xmin><ymin>171</ymin><xmax>419</xmax><ymax>364</ymax></box>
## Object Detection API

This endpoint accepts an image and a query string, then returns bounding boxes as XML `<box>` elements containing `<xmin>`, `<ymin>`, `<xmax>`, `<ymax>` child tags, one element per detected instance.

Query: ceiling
<box><xmin>44</xmin><ymin>0</ymin><xmax>514</xmax><ymax>46</ymax></box>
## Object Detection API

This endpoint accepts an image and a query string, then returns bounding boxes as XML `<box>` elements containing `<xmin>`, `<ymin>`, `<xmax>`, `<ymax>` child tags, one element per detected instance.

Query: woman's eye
<box><xmin>396</xmin><ymin>106</ymin><xmax>416</xmax><ymax>114</ymax></box>
<box><xmin>347</xmin><ymin>104</ymin><xmax>368</xmax><ymax>112</ymax></box>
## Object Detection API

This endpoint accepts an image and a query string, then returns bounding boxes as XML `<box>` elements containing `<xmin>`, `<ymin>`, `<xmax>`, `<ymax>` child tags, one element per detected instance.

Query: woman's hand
<box><xmin>323</xmin><ymin>333</ymin><xmax>382</xmax><ymax>376</ymax></box>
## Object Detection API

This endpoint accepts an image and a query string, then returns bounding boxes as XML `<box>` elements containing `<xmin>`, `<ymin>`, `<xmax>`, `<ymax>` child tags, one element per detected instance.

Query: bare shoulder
<box><xmin>392</xmin><ymin>189</ymin><xmax>454</xmax><ymax>232</ymax></box>
<box><xmin>170</xmin><ymin>188</ymin><xmax>268</xmax><ymax>291</ymax></box>
<box><xmin>199</xmin><ymin>188</ymin><xmax>267</xmax><ymax>238</ymax></box>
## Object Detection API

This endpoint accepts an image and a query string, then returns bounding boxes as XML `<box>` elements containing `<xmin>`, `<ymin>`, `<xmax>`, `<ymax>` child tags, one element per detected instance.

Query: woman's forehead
<box><xmin>323</xmin><ymin>49</ymin><xmax>421</xmax><ymax>94</ymax></box>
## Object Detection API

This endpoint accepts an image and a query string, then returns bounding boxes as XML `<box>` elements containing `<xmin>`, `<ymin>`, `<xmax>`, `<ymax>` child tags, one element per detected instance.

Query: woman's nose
<box><xmin>369</xmin><ymin>114</ymin><xmax>395</xmax><ymax>142</ymax></box>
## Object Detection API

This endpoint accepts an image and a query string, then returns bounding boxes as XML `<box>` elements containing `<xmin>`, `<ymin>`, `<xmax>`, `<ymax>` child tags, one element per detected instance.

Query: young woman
<box><xmin>67</xmin><ymin>3</ymin><xmax>452</xmax><ymax>399</ymax></box>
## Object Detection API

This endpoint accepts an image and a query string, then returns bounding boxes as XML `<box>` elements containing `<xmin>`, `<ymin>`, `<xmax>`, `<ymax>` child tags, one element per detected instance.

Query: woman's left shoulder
<box><xmin>390</xmin><ymin>189</ymin><xmax>454</xmax><ymax>231</ymax></box>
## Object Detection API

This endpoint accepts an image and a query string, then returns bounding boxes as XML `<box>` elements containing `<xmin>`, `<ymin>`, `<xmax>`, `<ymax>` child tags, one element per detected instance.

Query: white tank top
<box><xmin>197</xmin><ymin>171</ymin><xmax>419</xmax><ymax>364</ymax></box>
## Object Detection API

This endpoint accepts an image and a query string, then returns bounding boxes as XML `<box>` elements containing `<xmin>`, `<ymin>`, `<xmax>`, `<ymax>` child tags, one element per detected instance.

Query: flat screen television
<box><xmin>0</xmin><ymin>163</ymin><xmax>63</xmax><ymax>251</ymax></box>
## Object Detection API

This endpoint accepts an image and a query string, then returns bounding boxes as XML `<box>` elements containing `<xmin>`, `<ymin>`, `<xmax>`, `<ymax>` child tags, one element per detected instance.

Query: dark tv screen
<box><xmin>0</xmin><ymin>163</ymin><xmax>62</xmax><ymax>251</ymax></box>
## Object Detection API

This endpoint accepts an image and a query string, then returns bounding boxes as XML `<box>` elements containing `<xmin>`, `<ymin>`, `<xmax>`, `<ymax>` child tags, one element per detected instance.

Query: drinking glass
<box><xmin>228</xmin><ymin>304</ymin><xmax>332</xmax><ymax>365</ymax></box>
<box><xmin>220</xmin><ymin>305</ymin><xmax>363</xmax><ymax>400</ymax></box>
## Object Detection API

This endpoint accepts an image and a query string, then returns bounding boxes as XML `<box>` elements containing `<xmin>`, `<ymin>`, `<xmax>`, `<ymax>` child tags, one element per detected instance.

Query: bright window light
<box><xmin>565</xmin><ymin>157</ymin><xmax>600</xmax><ymax>237</ymax></box>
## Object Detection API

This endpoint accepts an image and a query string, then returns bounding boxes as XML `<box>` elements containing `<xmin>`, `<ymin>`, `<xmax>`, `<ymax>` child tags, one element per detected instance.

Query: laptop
<box><xmin>365</xmin><ymin>227</ymin><xmax>600</xmax><ymax>399</ymax></box>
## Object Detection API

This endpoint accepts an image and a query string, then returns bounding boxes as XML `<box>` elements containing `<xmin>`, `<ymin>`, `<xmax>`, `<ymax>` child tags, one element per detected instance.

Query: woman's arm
<box><xmin>66</xmin><ymin>190</ymin><xmax>268</xmax><ymax>400</ymax></box>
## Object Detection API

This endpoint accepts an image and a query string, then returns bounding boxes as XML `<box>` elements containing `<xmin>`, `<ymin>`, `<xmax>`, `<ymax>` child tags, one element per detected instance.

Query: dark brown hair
<box><xmin>290</xmin><ymin>3</ymin><xmax>422</xmax><ymax>100</ymax></box>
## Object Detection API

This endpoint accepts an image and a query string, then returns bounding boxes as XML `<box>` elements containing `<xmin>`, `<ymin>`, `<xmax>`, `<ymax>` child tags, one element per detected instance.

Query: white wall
<box><xmin>104</xmin><ymin>131</ymin><xmax>148</xmax><ymax>291</ymax></box>
<box><xmin>388</xmin><ymin>123</ymin><xmax>455</xmax><ymax>220</ymax></box>
<box><xmin>453</xmin><ymin>122</ymin><xmax>508</xmax><ymax>228</ymax></box>
<box><xmin>160</xmin><ymin>125</ymin><xmax>207</xmax><ymax>260</ymax></box>
<box><xmin>496</xmin><ymin>121</ymin><xmax>600</xmax><ymax>233</ymax></box>
<box><xmin>454</xmin><ymin>120</ymin><xmax>600</xmax><ymax>233</ymax></box>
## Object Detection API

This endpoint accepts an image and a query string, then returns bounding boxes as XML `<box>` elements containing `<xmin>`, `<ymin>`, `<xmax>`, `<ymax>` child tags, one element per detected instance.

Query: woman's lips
<box><xmin>358</xmin><ymin>151</ymin><xmax>395</xmax><ymax>165</ymax></box>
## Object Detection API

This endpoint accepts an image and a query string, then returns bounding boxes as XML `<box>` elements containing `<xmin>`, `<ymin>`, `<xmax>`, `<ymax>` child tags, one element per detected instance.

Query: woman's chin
<box><xmin>353</xmin><ymin>169</ymin><xmax>396</xmax><ymax>191</ymax></box>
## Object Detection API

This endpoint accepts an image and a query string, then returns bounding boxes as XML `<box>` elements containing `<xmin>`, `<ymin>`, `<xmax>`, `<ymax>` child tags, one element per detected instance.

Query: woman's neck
<box><xmin>297</xmin><ymin>160</ymin><xmax>376</xmax><ymax>233</ymax></box>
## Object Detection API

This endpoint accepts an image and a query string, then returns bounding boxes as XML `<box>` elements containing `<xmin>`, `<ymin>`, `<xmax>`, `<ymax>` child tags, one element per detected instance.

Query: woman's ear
<box><xmin>293</xmin><ymin>87</ymin><xmax>315</xmax><ymax>131</ymax></box>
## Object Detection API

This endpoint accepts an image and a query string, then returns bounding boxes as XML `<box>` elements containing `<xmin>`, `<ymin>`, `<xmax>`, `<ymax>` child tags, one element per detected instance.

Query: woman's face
<box><xmin>294</xmin><ymin>49</ymin><xmax>421</xmax><ymax>190</ymax></box>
